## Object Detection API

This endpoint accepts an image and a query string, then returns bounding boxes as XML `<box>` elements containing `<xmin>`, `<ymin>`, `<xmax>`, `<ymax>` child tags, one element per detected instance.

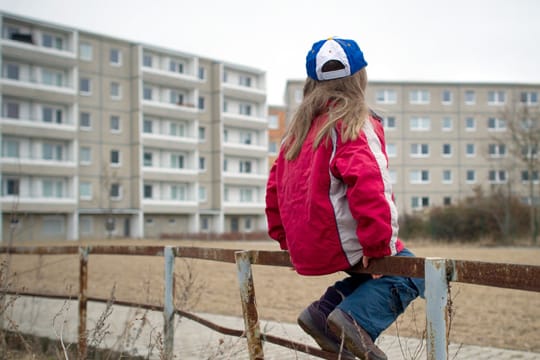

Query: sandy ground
<box><xmin>3</xmin><ymin>239</ymin><xmax>540</xmax><ymax>353</ymax></box>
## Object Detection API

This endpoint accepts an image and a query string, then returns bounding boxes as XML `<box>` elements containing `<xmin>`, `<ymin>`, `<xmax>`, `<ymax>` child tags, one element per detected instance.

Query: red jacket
<box><xmin>265</xmin><ymin>114</ymin><xmax>403</xmax><ymax>275</ymax></box>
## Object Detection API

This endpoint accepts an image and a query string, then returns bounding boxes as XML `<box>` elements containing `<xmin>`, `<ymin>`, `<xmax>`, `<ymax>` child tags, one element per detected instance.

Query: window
<box><xmin>5</xmin><ymin>102</ymin><xmax>20</xmax><ymax>119</ymax></box>
<box><xmin>488</xmin><ymin>117</ymin><xmax>506</xmax><ymax>131</ymax></box>
<box><xmin>465</xmin><ymin>117</ymin><xmax>476</xmax><ymax>131</ymax></box>
<box><xmin>389</xmin><ymin>170</ymin><xmax>397</xmax><ymax>184</ymax></box>
<box><xmin>80</xmin><ymin>147</ymin><xmax>91</xmax><ymax>164</ymax></box>
<box><xmin>171</xmin><ymin>154</ymin><xmax>185</xmax><ymax>169</ymax></box>
<box><xmin>110</xmin><ymin>150</ymin><xmax>120</xmax><ymax>165</ymax></box>
<box><xmin>464</xmin><ymin>90</ymin><xmax>476</xmax><ymax>104</ymax></box>
<box><xmin>268</xmin><ymin>115</ymin><xmax>279</xmax><ymax>129</ymax></box>
<box><xmin>169</xmin><ymin>60</ymin><xmax>184</xmax><ymax>73</ymax></box>
<box><xmin>442</xmin><ymin>144</ymin><xmax>452</xmax><ymax>157</ymax></box>
<box><xmin>488</xmin><ymin>90</ymin><xmax>506</xmax><ymax>105</ymax></box>
<box><xmin>143</xmin><ymin>119</ymin><xmax>153</xmax><ymax>133</ymax></box>
<box><xmin>80</xmin><ymin>78</ymin><xmax>91</xmax><ymax>94</ymax></box>
<box><xmin>42</xmin><ymin>179</ymin><xmax>63</xmax><ymax>198</ymax></box>
<box><xmin>199</xmin><ymin>186</ymin><xmax>207</xmax><ymax>202</ymax></box>
<box><xmin>294</xmin><ymin>89</ymin><xmax>303</xmax><ymax>104</ymax></box>
<box><xmin>6</xmin><ymin>63</ymin><xmax>19</xmax><ymax>80</ymax></box>
<box><xmin>79</xmin><ymin>182</ymin><xmax>92</xmax><ymax>199</ymax></box>
<box><xmin>171</xmin><ymin>185</ymin><xmax>186</xmax><ymax>200</ymax></box>
<box><xmin>466</xmin><ymin>170</ymin><xmax>476</xmax><ymax>183</ymax></box>
<box><xmin>240</xmin><ymin>132</ymin><xmax>253</xmax><ymax>145</ymax></box>
<box><xmin>199</xmin><ymin>157</ymin><xmax>206</xmax><ymax>170</ymax></box>
<box><xmin>522</xmin><ymin>145</ymin><xmax>539</xmax><ymax>159</ymax></box>
<box><xmin>520</xmin><ymin>91</ymin><xmax>539</xmax><ymax>105</ymax></box>
<box><xmin>43</xmin><ymin>143</ymin><xmax>63</xmax><ymax>161</ymax></box>
<box><xmin>383</xmin><ymin>116</ymin><xmax>396</xmax><ymax>130</ymax></box>
<box><xmin>110</xmin><ymin>48</ymin><xmax>122</xmax><ymax>65</ymax></box>
<box><xmin>42</xmin><ymin>33</ymin><xmax>63</xmax><ymax>49</ymax></box>
<box><xmin>239</xmin><ymin>103</ymin><xmax>252</xmax><ymax>116</ymax></box>
<box><xmin>465</xmin><ymin>143</ymin><xmax>476</xmax><ymax>157</ymax></box>
<box><xmin>80</xmin><ymin>216</ymin><xmax>93</xmax><ymax>235</ymax></box>
<box><xmin>240</xmin><ymin>188</ymin><xmax>253</xmax><ymax>202</ymax></box>
<box><xmin>239</xmin><ymin>160</ymin><xmax>252</xmax><ymax>173</ymax></box>
<box><xmin>443</xmin><ymin>197</ymin><xmax>452</xmax><ymax>206</ymax></box>
<box><xmin>42</xmin><ymin>69</ymin><xmax>64</xmax><ymax>87</ymax></box>
<box><xmin>521</xmin><ymin>170</ymin><xmax>540</xmax><ymax>183</ymax></box>
<box><xmin>239</xmin><ymin>75</ymin><xmax>252</xmax><ymax>87</ymax></box>
<box><xmin>110</xmin><ymin>115</ymin><xmax>120</xmax><ymax>132</ymax></box>
<box><xmin>223</xmin><ymin>101</ymin><xmax>228</xmax><ymax>112</ymax></box>
<box><xmin>386</xmin><ymin>143</ymin><xmax>397</xmax><ymax>157</ymax></box>
<box><xmin>42</xmin><ymin>106</ymin><xmax>63</xmax><ymax>124</ymax></box>
<box><xmin>3</xmin><ymin>139</ymin><xmax>19</xmax><ymax>158</ymax></box>
<box><xmin>376</xmin><ymin>90</ymin><xmax>397</xmax><ymax>104</ymax></box>
<box><xmin>143</xmin><ymin>152</ymin><xmax>153</xmax><ymax>167</ymax></box>
<box><xmin>442</xmin><ymin>117</ymin><xmax>452</xmax><ymax>131</ymax></box>
<box><xmin>410</xmin><ymin>143</ymin><xmax>429</xmax><ymax>157</ymax></box>
<box><xmin>411</xmin><ymin>196</ymin><xmax>429</xmax><ymax>209</ymax></box>
<box><xmin>269</xmin><ymin>142</ymin><xmax>278</xmax><ymax>154</ymax></box>
<box><xmin>442</xmin><ymin>170</ymin><xmax>452</xmax><ymax>183</ymax></box>
<box><xmin>198</xmin><ymin>66</ymin><xmax>206</xmax><ymax>80</ymax></box>
<box><xmin>198</xmin><ymin>96</ymin><xmax>205</xmax><ymax>110</ymax></box>
<box><xmin>42</xmin><ymin>216</ymin><xmax>64</xmax><ymax>236</ymax></box>
<box><xmin>110</xmin><ymin>183</ymin><xmax>121</xmax><ymax>199</ymax></box>
<box><xmin>442</xmin><ymin>90</ymin><xmax>453</xmax><ymax>104</ymax></box>
<box><xmin>110</xmin><ymin>82</ymin><xmax>121</xmax><ymax>99</ymax></box>
<box><xmin>80</xmin><ymin>112</ymin><xmax>91</xmax><ymax>129</ymax></box>
<box><xmin>489</xmin><ymin>170</ymin><xmax>507</xmax><ymax>183</ymax></box>
<box><xmin>198</xmin><ymin>126</ymin><xmax>206</xmax><ymax>141</ymax></box>
<box><xmin>410</xmin><ymin>170</ymin><xmax>430</xmax><ymax>184</ymax></box>
<box><xmin>79</xmin><ymin>43</ymin><xmax>92</xmax><ymax>61</ymax></box>
<box><xmin>143</xmin><ymin>86</ymin><xmax>152</xmax><ymax>100</ymax></box>
<box><xmin>488</xmin><ymin>143</ymin><xmax>506</xmax><ymax>158</ymax></box>
<box><xmin>5</xmin><ymin>178</ymin><xmax>20</xmax><ymax>196</ymax></box>
<box><xmin>410</xmin><ymin>117</ymin><xmax>430</xmax><ymax>131</ymax></box>
<box><xmin>170</xmin><ymin>122</ymin><xmax>185</xmax><ymax>137</ymax></box>
<box><xmin>223</xmin><ymin>158</ymin><xmax>228</xmax><ymax>172</ymax></box>
<box><xmin>170</xmin><ymin>91</ymin><xmax>184</xmax><ymax>105</ymax></box>
<box><xmin>143</xmin><ymin>53</ymin><xmax>152</xmax><ymax>67</ymax></box>
<box><xmin>409</xmin><ymin>90</ymin><xmax>430</xmax><ymax>104</ymax></box>
<box><xmin>144</xmin><ymin>184</ymin><xmax>153</xmax><ymax>199</ymax></box>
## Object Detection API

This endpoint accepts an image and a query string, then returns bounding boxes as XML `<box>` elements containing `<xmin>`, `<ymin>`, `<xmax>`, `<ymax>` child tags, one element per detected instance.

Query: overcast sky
<box><xmin>1</xmin><ymin>0</ymin><xmax>539</xmax><ymax>104</ymax></box>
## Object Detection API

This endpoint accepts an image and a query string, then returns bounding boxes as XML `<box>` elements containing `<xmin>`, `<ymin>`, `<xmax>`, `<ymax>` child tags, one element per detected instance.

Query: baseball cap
<box><xmin>306</xmin><ymin>37</ymin><xmax>367</xmax><ymax>81</ymax></box>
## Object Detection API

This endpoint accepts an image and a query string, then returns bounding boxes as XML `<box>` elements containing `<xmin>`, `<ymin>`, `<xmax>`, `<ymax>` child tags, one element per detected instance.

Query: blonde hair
<box><xmin>283</xmin><ymin>68</ymin><xmax>369</xmax><ymax>160</ymax></box>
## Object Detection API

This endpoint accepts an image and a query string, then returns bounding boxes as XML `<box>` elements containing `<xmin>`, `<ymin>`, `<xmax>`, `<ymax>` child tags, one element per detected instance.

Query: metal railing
<box><xmin>1</xmin><ymin>245</ymin><xmax>539</xmax><ymax>360</ymax></box>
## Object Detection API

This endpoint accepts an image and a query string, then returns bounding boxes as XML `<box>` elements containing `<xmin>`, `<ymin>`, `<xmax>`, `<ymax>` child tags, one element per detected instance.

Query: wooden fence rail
<box><xmin>1</xmin><ymin>245</ymin><xmax>539</xmax><ymax>360</ymax></box>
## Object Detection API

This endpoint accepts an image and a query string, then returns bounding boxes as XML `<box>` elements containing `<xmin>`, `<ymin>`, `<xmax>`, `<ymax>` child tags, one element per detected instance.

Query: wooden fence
<box><xmin>1</xmin><ymin>245</ymin><xmax>539</xmax><ymax>360</ymax></box>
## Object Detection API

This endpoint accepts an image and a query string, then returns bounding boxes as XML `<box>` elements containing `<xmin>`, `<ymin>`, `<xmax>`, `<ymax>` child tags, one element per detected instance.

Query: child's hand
<box><xmin>362</xmin><ymin>256</ymin><xmax>383</xmax><ymax>279</ymax></box>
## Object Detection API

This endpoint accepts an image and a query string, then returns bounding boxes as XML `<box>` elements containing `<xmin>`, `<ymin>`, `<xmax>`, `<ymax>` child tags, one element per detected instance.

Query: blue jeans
<box><xmin>334</xmin><ymin>248</ymin><xmax>425</xmax><ymax>341</ymax></box>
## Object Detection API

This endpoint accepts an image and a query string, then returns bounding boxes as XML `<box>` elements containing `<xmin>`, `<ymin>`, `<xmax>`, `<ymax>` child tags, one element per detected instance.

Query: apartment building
<box><xmin>0</xmin><ymin>12</ymin><xmax>268</xmax><ymax>242</ymax></box>
<box><xmin>284</xmin><ymin>79</ymin><xmax>540</xmax><ymax>215</ymax></box>
<box><xmin>267</xmin><ymin>105</ymin><xmax>286</xmax><ymax>170</ymax></box>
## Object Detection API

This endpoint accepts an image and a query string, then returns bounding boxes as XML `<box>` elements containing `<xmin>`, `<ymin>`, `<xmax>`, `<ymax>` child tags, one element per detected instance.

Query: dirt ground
<box><xmin>3</xmin><ymin>239</ymin><xmax>540</xmax><ymax>353</ymax></box>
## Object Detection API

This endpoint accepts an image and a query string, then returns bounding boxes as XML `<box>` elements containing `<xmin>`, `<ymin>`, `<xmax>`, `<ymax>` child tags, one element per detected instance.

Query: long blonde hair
<box><xmin>283</xmin><ymin>68</ymin><xmax>369</xmax><ymax>160</ymax></box>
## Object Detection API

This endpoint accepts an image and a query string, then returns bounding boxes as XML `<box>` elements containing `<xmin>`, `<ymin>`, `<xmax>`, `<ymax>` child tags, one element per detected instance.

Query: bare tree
<box><xmin>495</xmin><ymin>97</ymin><xmax>540</xmax><ymax>245</ymax></box>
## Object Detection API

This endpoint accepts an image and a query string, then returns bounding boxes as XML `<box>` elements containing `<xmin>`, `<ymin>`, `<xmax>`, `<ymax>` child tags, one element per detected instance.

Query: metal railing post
<box><xmin>235</xmin><ymin>250</ymin><xmax>264</xmax><ymax>360</ymax></box>
<box><xmin>163</xmin><ymin>246</ymin><xmax>175</xmax><ymax>360</ymax></box>
<box><xmin>78</xmin><ymin>246</ymin><xmax>89</xmax><ymax>359</ymax></box>
<box><xmin>425</xmin><ymin>257</ymin><xmax>449</xmax><ymax>360</ymax></box>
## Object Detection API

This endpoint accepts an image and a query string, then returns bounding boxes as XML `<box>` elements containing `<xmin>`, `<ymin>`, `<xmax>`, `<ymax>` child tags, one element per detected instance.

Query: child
<box><xmin>265</xmin><ymin>37</ymin><xmax>425</xmax><ymax>360</ymax></box>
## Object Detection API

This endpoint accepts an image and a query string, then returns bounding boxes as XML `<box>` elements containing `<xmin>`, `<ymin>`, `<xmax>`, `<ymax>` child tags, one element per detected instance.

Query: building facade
<box><xmin>267</xmin><ymin>105</ymin><xmax>286</xmax><ymax>170</ymax></box>
<box><xmin>285</xmin><ymin>79</ymin><xmax>540</xmax><ymax>215</ymax></box>
<box><xmin>0</xmin><ymin>12</ymin><xmax>268</xmax><ymax>242</ymax></box>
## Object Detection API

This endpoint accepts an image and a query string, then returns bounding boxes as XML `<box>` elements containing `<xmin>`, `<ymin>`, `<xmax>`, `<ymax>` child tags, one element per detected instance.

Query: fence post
<box><xmin>78</xmin><ymin>246</ymin><xmax>89</xmax><ymax>359</ymax></box>
<box><xmin>163</xmin><ymin>246</ymin><xmax>175</xmax><ymax>360</ymax></box>
<box><xmin>235</xmin><ymin>250</ymin><xmax>264</xmax><ymax>360</ymax></box>
<box><xmin>425</xmin><ymin>257</ymin><xmax>449</xmax><ymax>360</ymax></box>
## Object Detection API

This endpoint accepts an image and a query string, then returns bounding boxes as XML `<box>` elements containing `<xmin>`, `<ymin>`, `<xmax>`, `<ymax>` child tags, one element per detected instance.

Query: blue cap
<box><xmin>306</xmin><ymin>37</ymin><xmax>367</xmax><ymax>81</ymax></box>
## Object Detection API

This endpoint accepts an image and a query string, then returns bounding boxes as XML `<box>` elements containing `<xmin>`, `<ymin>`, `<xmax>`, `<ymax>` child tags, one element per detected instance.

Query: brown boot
<box><xmin>327</xmin><ymin>309</ymin><xmax>387</xmax><ymax>360</ymax></box>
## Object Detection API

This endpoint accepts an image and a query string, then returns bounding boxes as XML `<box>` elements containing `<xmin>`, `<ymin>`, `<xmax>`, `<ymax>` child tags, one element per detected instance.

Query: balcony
<box><xmin>142</xmin><ymin>133</ymin><xmax>198</xmax><ymax>151</ymax></box>
<box><xmin>142</xmin><ymin>198</ymin><xmax>198</xmax><ymax>214</ymax></box>
<box><xmin>0</xmin><ymin>76</ymin><xmax>76</xmax><ymax>103</ymax></box>
<box><xmin>1</xmin><ymin>194</ymin><xmax>76</xmax><ymax>213</ymax></box>
<box><xmin>142</xmin><ymin>99</ymin><xmax>199</xmax><ymax>120</ymax></box>
<box><xmin>142</xmin><ymin>167</ymin><xmax>198</xmax><ymax>182</ymax></box>
<box><xmin>222</xmin><ymin>171</ymin><xmax>267</xmax><ymax>186</ymax></box>
<box><xmin>222</xmin><ymin>141</ymin><xmax>267</xmax><ymax>157</ymax></box>
<box><xmin>222</xmin><ymin>112</ymin><xmax>268</xmax><ymax>130</ymax></box>
<box><xmin>222</xmin><ymin>201</ymin><xmax>265</xmax><ymax>214</ymax></box>
<box><xmin>1</xmin><ymin>117</ymin><xmax>76</xmax><ymax>140</ymax></box>
<box><xmin>142</xmin><ymin>67</ymin><xmax>201</xmax><ymax>89</ymax></box>
<box><xmin>1</xmin><ymin>36</ymin><xmax>77</xmax><ymax>68</ymax></box>
<box><xmin>222</xmin><ymin>82</ymin><xmax>266</xmax><ymax>103</ymax></box>
<box><xmin>1</xmin><ymin>158</ymin><xmax>77</xmax><ymax>177</ymax></box>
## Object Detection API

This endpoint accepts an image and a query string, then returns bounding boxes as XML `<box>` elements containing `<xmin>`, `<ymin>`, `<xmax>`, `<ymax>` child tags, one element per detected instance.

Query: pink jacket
<box><xmin>265</xmin><ymin>113</ymin><xmax>403</xmax><ymax>275</ymax></box>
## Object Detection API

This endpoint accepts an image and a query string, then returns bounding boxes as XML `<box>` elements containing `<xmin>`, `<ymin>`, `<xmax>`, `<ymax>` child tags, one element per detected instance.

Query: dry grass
<box><xmin>3</xmin><ymin>238</ymin><xmax>540</xmax><ymax>353</ymax></box>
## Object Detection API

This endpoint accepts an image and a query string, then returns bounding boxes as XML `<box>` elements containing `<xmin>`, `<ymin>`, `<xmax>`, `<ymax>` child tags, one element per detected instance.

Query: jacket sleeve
<box><xmin>265</xmin><ymin>161</ymin><xmax>288</xmax><ymax>250</ymax></box>
<box><xmin>331</xmin><ymin>122</ymin><xmax>398</xmax><ymax>258</ymax></box>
